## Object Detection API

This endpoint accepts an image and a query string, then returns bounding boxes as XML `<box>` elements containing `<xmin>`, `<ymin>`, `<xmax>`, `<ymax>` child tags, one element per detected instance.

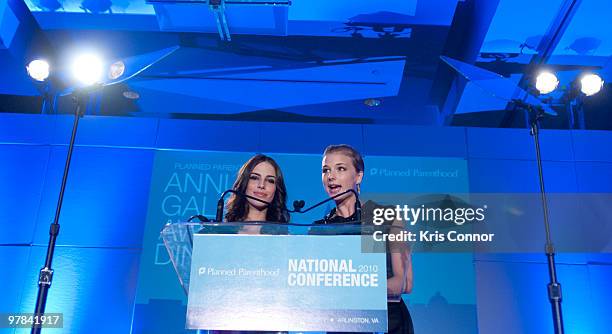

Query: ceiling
<box><xmin>1</xmin><ymin>0</ymin><xmax>611</xmax><ymax>129</ymax></box>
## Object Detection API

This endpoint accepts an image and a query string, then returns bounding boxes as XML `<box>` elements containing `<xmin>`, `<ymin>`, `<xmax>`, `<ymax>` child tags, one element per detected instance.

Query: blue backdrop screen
<box><xmin>132</xmin><ymin>150</ymin><xmax>473</xmax><ymax>334</ymax></box>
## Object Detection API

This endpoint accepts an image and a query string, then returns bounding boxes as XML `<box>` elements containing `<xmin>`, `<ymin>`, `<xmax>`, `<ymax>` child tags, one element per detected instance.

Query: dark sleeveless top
<box><xmin>314</xmin><ymin>200</ymin><xmax>395</xmax><ymax>279</ymax></box>
<box><xmin>315</xmin><ymin>200</ymin><xmax>415</xmax><ymax>334</ymax></box>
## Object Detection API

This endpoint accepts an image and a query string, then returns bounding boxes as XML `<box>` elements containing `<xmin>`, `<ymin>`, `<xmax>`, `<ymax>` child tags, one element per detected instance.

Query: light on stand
<box><xmin>26</xmin><ymin>59</ymin><xmax>50</xmax><ymax>82</ymax></box>
<box><xmin>535</xmin><ymin>71</ymin><xmax>559</xmax><ymax>94</ymax></box>
<box><xmin>71</xmin><ymin>54</ymin><xmax>104</xmax><ymax>86</ymax></box>
<box><xmin>28</xmin><ymin>46</ymin><xmax>182</xmax><ymax>334</ymax></box>
<box><xmin>579</xmin><ymin>74</ymin><xmax>604</xmax><ymax>96</ymax></box>
<box><xmin>525</xmin><ymin>67</ymin><xmax>605</xmax><ymax>334</ymax></box>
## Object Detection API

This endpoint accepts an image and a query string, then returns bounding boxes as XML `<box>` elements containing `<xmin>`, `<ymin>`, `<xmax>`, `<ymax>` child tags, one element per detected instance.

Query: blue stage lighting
<box><xmin>535</xmin><ymin>71</ymin><xmax>559</xmax><ymax>95</ymax></box>
<box><xmin>580</xmin><ymin>73</ymin><xmax>604</xmax><ymax>96</ymax></box>
<box><xmin>71</xmin><ymin>53</ymin><xmax>104</xmax><ymax>86</ymax></box>
<box><xmin>26</xmin><ymin>59</ymin><xmax>50</xmax><ymax>82</ymax></box>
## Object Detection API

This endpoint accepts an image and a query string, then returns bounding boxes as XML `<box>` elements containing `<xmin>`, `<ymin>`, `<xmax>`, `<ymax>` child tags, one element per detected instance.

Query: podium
<box><xmin>161</xmin><ymin>221</ymin><xmax>409</xmax><ymax>332</ymax></box>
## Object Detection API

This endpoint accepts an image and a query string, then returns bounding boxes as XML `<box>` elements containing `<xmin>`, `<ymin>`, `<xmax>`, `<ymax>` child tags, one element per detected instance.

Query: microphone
<box><xmin>292</xmin><ymin>200</ymin><xmax>305</xmax><ymax>212</ymax></box>
<box><xmin>215</xmin><ymin>195</ymin><xmax>226</xmax><ymax>222</ymax></box>
<box><xmin>187</xmin><ymin>215</ymin><xmax>210</xmax><ymax>223</ymax></box>
<box><xmin>215</xmin><ymin>189</ymin><xmax>273</xmax><ymax>222</ymax></box>
<box><xmin>297</xmin><ymin>188</ymin><xmax>362</xmax><ymax>223</ymax></box>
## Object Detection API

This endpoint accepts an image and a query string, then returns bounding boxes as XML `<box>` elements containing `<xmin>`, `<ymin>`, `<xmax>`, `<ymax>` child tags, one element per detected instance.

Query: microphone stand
<box><xmin>294</xmin><ymin>189</ymin><xmax>362</xmax><ymax>223</ymax></box>
<box><xmin>31</xmin><ymin>91</ymin><xmax>88</xmax><ymax>334</ymax></box>
<box><xmin>216</xmin><ymin>189</ymin><xmax>362</xmax><ymax>223</ymax></box>
<box><xmin>215</xmin><ymin>189</ymin><xmax>276</xmax><ymax>222</ymax></box>
<box><xmin>514</xmin><ymin>99</ymin><xmax>564</xmax><ymax>334</ymax></box>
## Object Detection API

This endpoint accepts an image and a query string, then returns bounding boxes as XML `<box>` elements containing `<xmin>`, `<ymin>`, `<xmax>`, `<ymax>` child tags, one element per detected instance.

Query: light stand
<box><xmin>514</xmin><ymin>99</ymin><xmax>564</xmax><ymax>334</ymax></box>
<box><xmin>439</xmin><ymin>55</ymin><xmax>605</xmax><ymax>334</ymax></box>
<box><xmin>31</xmin><ymin>91</ymin><xmax>89</xmax><ymax>334</ymax></box>
<box><xmin>27</xmin><ymin>46</ymin><xmax>180</xmax><ymax>333</ymax></box>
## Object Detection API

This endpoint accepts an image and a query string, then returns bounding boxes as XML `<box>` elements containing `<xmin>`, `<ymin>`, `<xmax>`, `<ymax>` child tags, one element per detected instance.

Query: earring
<box><xmin>356</xmin><ymin>183</ymin><xmax>361</xmax><ymax>193</ymax></box>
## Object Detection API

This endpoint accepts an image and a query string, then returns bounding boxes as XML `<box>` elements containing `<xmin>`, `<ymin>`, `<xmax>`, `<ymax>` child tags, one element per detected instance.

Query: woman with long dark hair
<box><xmin>209</xmin><ymin>153</ymin><xmax>289</xmax><ymax>332</ymax></box>
<box><xmin>225</xmin><ymin>154</ymin><xmax>289</xmax><ymax>232</ymax></box>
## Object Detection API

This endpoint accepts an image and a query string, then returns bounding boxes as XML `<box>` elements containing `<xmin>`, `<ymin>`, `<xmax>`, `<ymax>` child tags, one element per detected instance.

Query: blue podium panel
<box><xmin>572</xmin><ymin>130</ymin><xmax>612</xmax><ymax>162</ymax></box>
<box><xmin>15</xmin><ymin>246</ymin><xmax>140</xmax><ymax>334</ymax></box>
<box><xmin>0</xmin><ymin>245</ymin><xmax>31</xmax><ymax>334</ymax></box>
<box><xmin>259</xmin><ymin>122</ymin><xmax>364</xmax><ymax>154</ymax></box>
<box><xmin>0</xmin><ymin>114</ymin><xmax>54</xmax><ymax>144</ymax></box>
<box><xmin>187</xmin><ymin>234</ymin><xmax>388</xmax><ymax>332</ymax></box>
<box><xmin>475</xmin><ymin>260</ymin><xmax>595</xmax><ymax>334</ymax></box>
<box><xmin>363</xmin><ymin>125</ymin><xmax>466</xmax><ymax>157</ymax></box>
<box><xmin>156</xmin><ymin>119</ymin><xmax>260</xmax><ymax>151</ymax></box>
<box><xmin>51</xmin><ymin>115</ymin><xmax>159</xmax><ymax>148</ymax></box>
<box><xmin>0</xmin><ymin>145</ymin><xmax>50</xmax><ymax>245</ymax></box>
<box><xmin>32</xmin><ymin>146</ymin><xmax>154</xmax><ymax>248</ymax></box>
<box><xmin>466</xmin><ymin>128</ymin><xmax>574</xmax><ymax>161</ymax></box>
<box><xmin>468</xmin><ymin>159</ymin><xmax>578</xmax><ymax>193</ymax></box>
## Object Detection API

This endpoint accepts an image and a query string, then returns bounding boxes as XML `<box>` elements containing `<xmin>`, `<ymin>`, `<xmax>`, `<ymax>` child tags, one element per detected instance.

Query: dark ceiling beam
<box><xmin>429</xmin><ymin>0</ymin><xmax>501</xmax><ymax>125</ymax></box>
<box><xmin>530</xmin><ymin>0</ymin><xmax>583</xmax><ymax>66</ymax></box>
<box><xmin>5</xmin><ymin>0</ymin><xmax>54</xmax><ymax>61</ymax></box>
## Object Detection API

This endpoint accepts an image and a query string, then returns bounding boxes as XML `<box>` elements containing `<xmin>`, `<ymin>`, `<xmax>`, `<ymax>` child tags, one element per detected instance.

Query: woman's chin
<box><xmin>247</xmin><ymin>201</ymin><xmax>269</xmax><ymax>211</ymax></box>
<box><xmin>332</xmin><ymin>192</ymin><xmax>350</xmax><ymax>202</ymax></box>
<box><xmin>327</xmin><ymin>190</ymin><xmax>342</xmax><ymax>198</ymax></box>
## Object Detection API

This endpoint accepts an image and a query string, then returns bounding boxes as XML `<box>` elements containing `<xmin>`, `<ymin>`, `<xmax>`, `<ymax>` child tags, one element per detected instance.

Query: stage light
<box><xmin>579</xmin><ymin>73</ymin><xmax>604</xmax><ymax>96</ymax></box>
<box><xmin>364</xmin><ymin>98</ymin><xmax>381</xmax><ymax>107</ymax></box>
<box><xmin>26</xmin><ymin>59</ymin><xmax>50</xmax><ymax>82</ymax></box>
<box><xmin>108</xmin><ymin>60</ymin><xmax>125</xmax><ymax>80</ymax></box>
<box><xmin>535</xmin><ymin>71</ymin><xmax>559</xmax><ymax>94</ymax></box>
<box><xmin>71</xmin><ymin>53</ymin><xmax>104</xmax><ymax>86</ymax></box>
<box><xmin>122</xmin><ymin>90</ymin><xmax>139</xmax><ymax>100</ymax></box>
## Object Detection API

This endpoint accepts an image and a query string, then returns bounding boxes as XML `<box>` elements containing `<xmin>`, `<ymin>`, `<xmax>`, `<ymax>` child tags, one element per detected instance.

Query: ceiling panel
<box><xmin>25</xmin><ymin>0</ymin><xmax>154</xmax><ymax>14</ymax></box>
<box><xmin>552</xmin><ymin>0</ymin><xmax>612</xmax><ymax>57</ymax></box>
<box><xmin>480</xmin><ymin>0</ymin><xmax>565</xmax><ymax>55</ymax></box>
<box><xmin>129</xmin><ymin>56</ymin><xmax>405</xmax><ymax>113</ymax></box>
